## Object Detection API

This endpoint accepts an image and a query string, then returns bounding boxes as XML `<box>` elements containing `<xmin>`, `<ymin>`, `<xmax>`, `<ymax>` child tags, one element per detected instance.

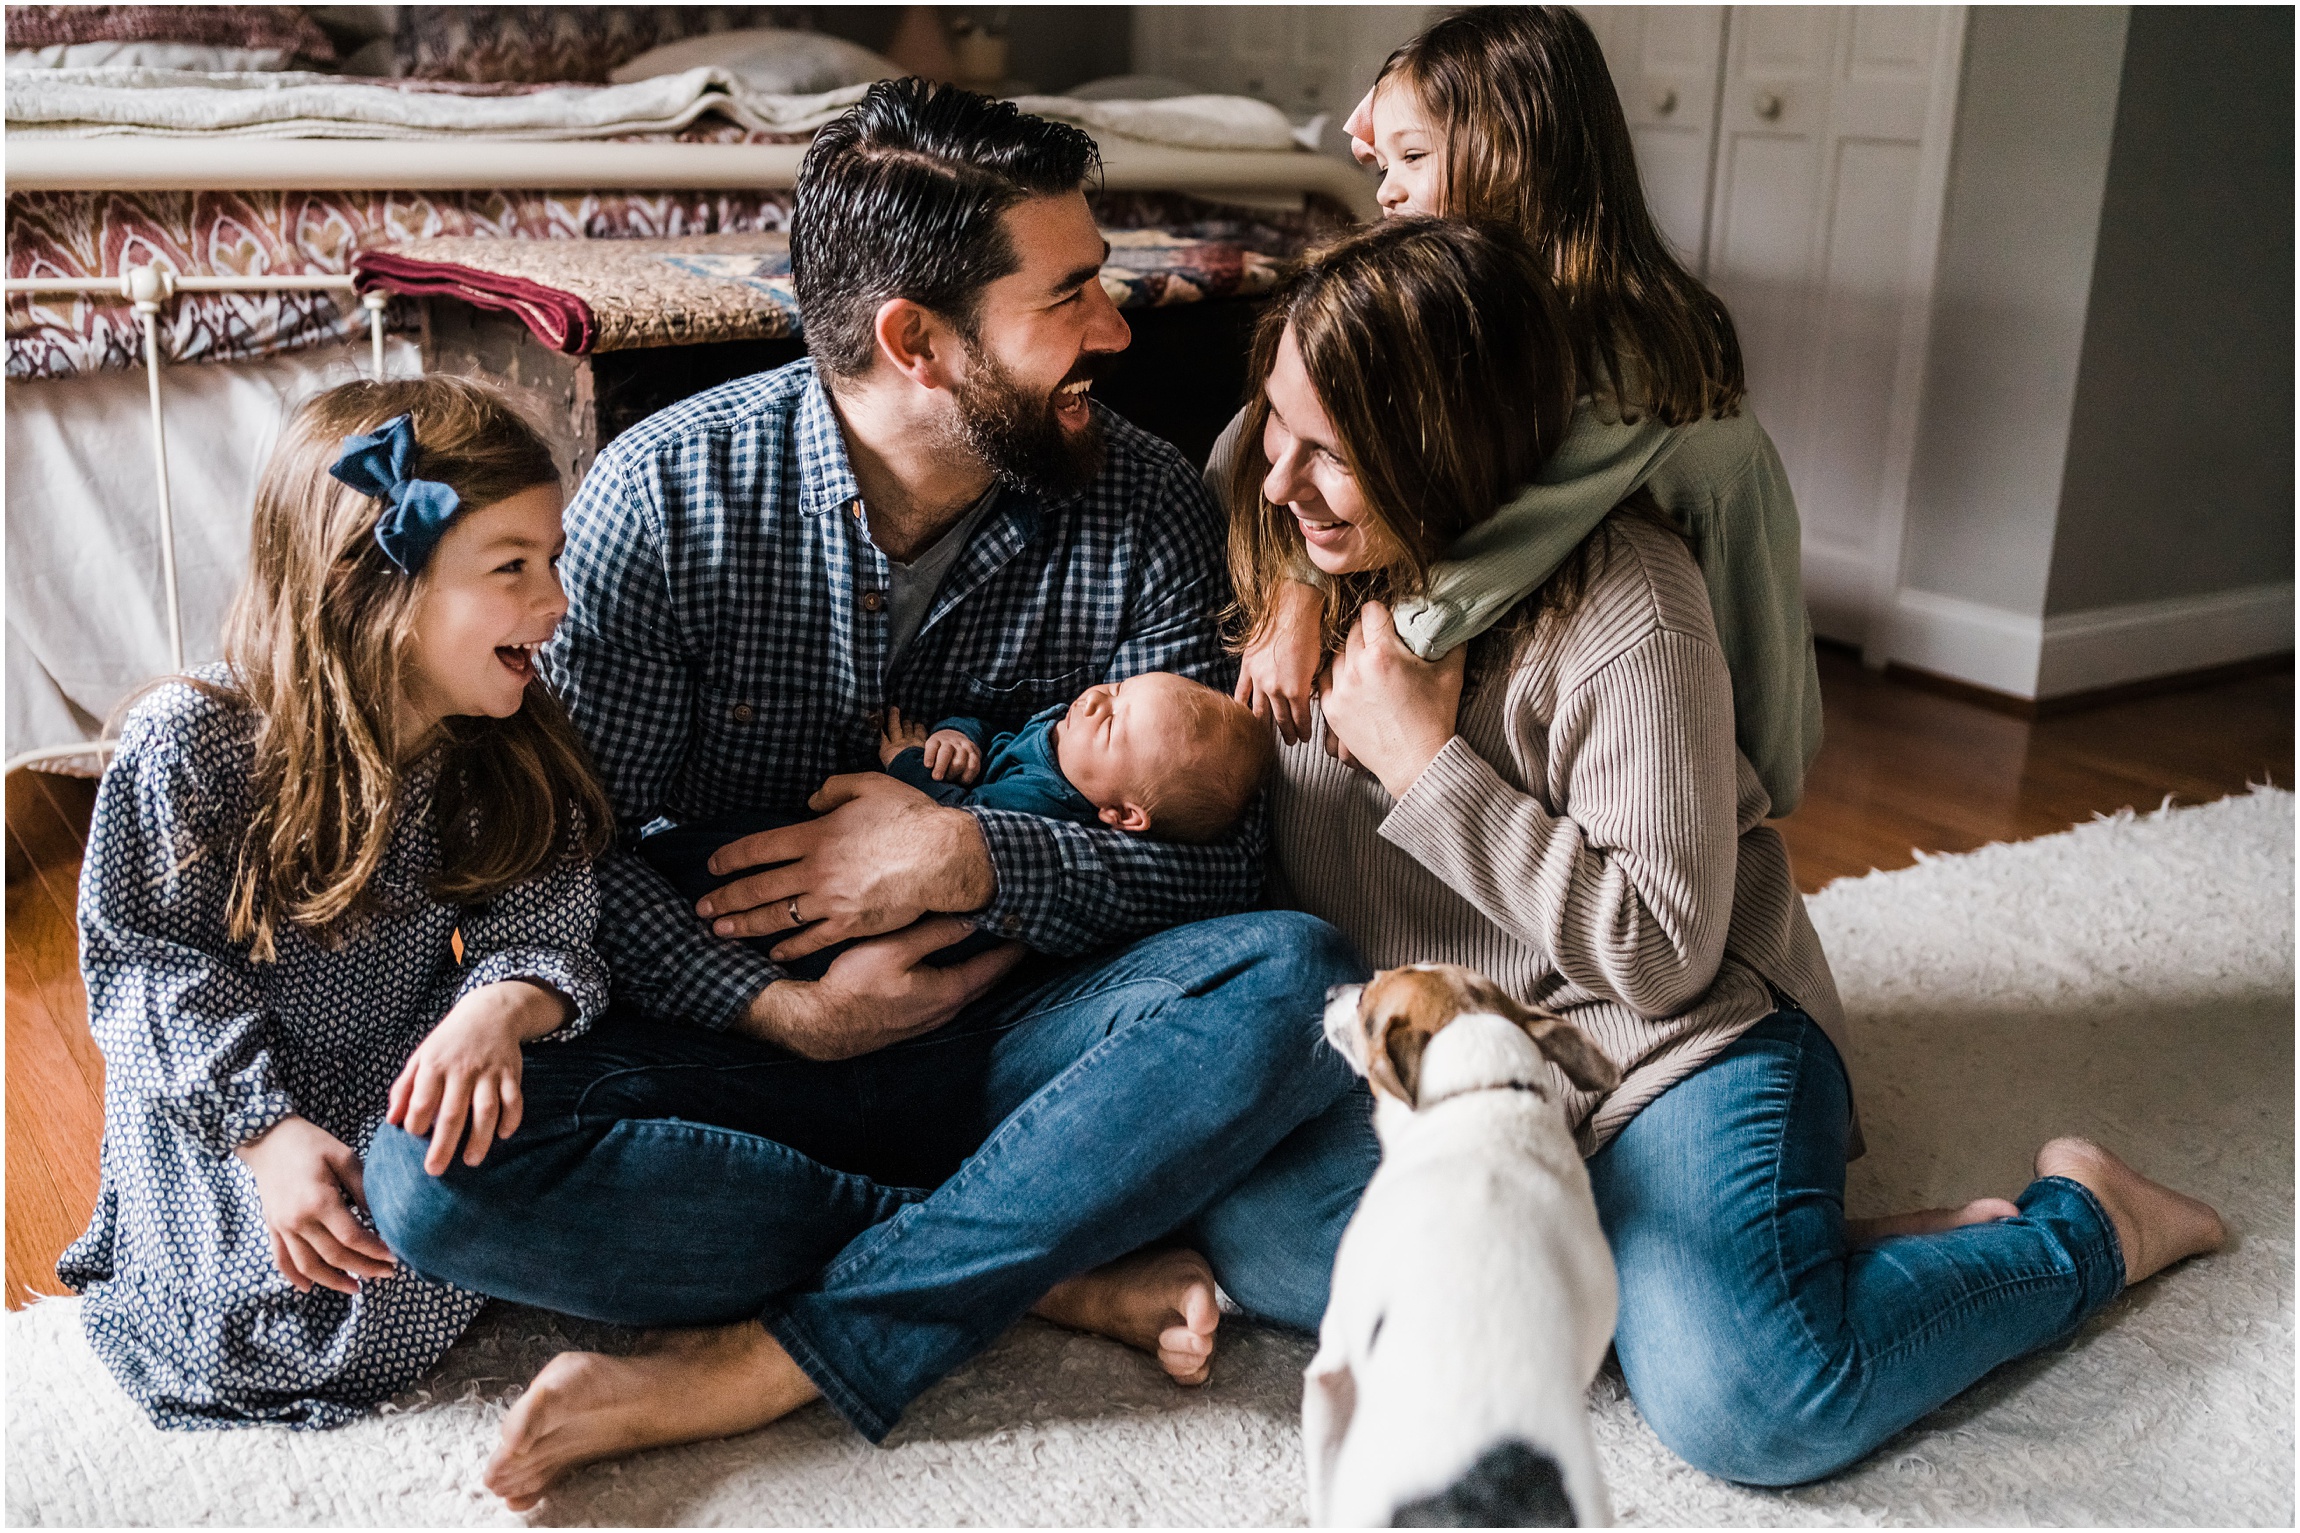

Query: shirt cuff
<box><xmin>458</xmin><ymin>948</ymin><xmax>611</xmax><ymax>1043</ymax></box>
<box><xmin>963</xmin><ymin>807</ymin><xmax>1053</xmax><ymax>945</ymax></box>
<box><xmin>648</xmin><ymin>940</ymin><xmax>790</xmax><ymax>1032</ymax></box>
<box><xmin>1377</xmin><ymin>734</ymin><xmax>1541</xmax><ymax>866</ymax></box>
<box><xmin>167</xmin><ymin>1072</ymin><xmax>299</xmax><ymax>1159</ymax></box>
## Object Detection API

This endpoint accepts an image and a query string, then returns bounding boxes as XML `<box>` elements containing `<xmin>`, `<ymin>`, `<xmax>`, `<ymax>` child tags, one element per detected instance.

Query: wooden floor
<box><xmin>5</xmin><ymin>651</ymin><xmax>2292</xmax><ymax>1308</ymax></box>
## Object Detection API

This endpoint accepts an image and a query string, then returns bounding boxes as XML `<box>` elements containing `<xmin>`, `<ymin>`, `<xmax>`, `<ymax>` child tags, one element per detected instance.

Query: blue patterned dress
<box><xmin>58</xmin><ymin>671</ymin><xmax>609</xmax><ymax>1429</ymax></box>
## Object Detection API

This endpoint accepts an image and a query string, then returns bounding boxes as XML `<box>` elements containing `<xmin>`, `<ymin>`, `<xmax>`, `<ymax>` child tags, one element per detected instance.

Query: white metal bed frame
<box><xmin>2</xmin><ymin>266</ymin><xmax>395</xmax><ymax>776</ymax></box>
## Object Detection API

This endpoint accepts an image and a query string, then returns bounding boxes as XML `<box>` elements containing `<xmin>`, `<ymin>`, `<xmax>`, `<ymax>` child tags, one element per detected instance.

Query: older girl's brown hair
<box><xmin>213</xmin><ymin>375</ymin><xmax>610</xmax><ymax>960</ymax></box>
<box><xmin>1227</xmin><ymin>217</ymin><xmax>1579</xmax><ymax>654</ymax></box>
<box><xmin>1379</xmin><ymin>5</ymin><xmax>1745</xmax><ymax>425</ymax></box>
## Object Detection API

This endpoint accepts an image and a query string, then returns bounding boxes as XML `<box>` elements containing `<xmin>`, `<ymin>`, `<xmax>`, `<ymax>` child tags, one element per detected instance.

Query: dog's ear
<box><xmin>1365</xmin><ymin>1010</ymin><xmax>1431</xmax><ymax>1106</ymax></box>
<box><xmin>1495</xmin><ymin>997</ymin><xmax>1621</xmax><ymax>1093</ymax></box>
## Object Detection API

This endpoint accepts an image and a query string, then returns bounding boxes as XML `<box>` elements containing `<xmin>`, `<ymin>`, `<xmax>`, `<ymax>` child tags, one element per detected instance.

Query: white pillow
<box><xmin>5</xmin><ymin>41</ymin><xmax>296</xmax><ymax>71</ymax></box>
<box><xmin>608</xmin><ymin>27</ymin><xmax>897</xmax><ymax>96</ymax></box>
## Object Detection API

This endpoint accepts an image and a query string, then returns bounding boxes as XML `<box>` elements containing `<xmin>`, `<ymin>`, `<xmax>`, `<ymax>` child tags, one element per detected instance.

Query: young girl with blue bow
<box><xmin>61</xmin><ymin>376</ymin><xmax>613</xmax><ymax>1429</ymax></box>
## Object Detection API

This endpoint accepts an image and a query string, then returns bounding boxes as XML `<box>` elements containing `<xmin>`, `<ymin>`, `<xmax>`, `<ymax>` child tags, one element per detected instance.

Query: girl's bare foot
<box><xmin>1033</xmin><ymin>1247</ymin><xmax>1221</xmax><ymax>1386</ymax></box>
<box><xmin>2036</xmin><ymin>1137</ymin><xmax>2226</xmax><ymax>1285</ymax></box>
<box><xmin>1848</xmin><ymin>1197</ymin><xmax>2022</xmax><ymax>1245</ymax></box>
<box><xmin>483</xmin><ymin>1322</ymin><xmax>818</xmax><ymax>1511</ymax></box>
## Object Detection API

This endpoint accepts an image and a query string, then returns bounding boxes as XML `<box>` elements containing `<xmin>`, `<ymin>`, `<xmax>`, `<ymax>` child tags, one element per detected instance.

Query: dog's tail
<box><xmin>1389</xmin><ymin>1440</ymin><xmax>1579</xmax><ymax>1528</ymax></box>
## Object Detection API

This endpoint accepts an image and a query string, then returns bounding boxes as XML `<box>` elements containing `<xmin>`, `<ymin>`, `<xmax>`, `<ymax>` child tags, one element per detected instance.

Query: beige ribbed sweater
<box><xmin>1271</xmin><ymin>513</ymin><xmax>1846</xmax><ymax>1155</ymax></box>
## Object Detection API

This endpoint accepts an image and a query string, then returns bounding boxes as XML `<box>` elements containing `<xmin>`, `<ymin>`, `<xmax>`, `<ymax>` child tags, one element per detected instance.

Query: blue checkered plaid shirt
<box><xmin>544</xmin><ymin>359</ymin><xmax>1259</xmax><ymax>1029</ymax></box>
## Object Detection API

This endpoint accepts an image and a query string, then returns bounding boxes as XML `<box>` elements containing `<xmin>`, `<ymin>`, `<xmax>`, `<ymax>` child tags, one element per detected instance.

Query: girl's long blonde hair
<box><xmin>1378</xmin><ymin>6</ymin><xmax>1747</xmax><ymax>425</ymax></box>
<box><xmin>212</xmin><ymin>376</ymin><xmax>610</xmax><ymax>960</ymax></box>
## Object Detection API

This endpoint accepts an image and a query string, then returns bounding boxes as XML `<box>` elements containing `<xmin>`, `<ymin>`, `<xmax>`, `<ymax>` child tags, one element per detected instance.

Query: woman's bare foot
<box><xmin>1032</xmin><ymin>1247</ymin><xmax>1221</xmax><ymax>1386</ymax></box>
<box><xmin>2036</xmin><ymin>1137</ymin><xmax>2226</xmax><ymax>1286</ymax></box>
<box><xmin>483</xmin><ymin>1323</ymin><xmax>819</xmax><ymax>1511</ymax></box>
<box><xmin>1848</xmin><ymin>1197</ymin><xmax>2022</xmax><ymax>1245</ymax></box>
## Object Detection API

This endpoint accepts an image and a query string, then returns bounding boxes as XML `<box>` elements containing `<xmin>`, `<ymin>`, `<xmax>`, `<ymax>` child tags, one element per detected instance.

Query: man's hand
<box><xmin>235</xmin><ymin>1115</ymin><xmax>398</xmax><ymax>1295</ymax></box>
<box><xmin>698</xmin><ymin>773</ymin><xmax>997</xmax><ymax>960</ymax></box>
<box><xmin>1236</xmin><ymin>577</ymin><xmax>1326</xmax><ymax>745</ymax></box>
<box><xmin>878</xmin><ymin>705</ymin><xmax>933</xmax><ymax>766</ymax></box>
<box><xmin>737</xmin><ymin>917</ymin><xmax>1026</xmax><ymax>1060</ymax></box>
<box><xmin>921</xmin><ymin>728</ymin><xmax>984</xmax><ymax>785</ymax></box>
<box><xmin>386</xmin><ymin>979</ymin><xmax>569</xmax><ymax>1175</ymax></box>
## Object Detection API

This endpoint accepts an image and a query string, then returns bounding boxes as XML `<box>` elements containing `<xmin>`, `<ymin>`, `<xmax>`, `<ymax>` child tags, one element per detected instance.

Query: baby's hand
<box><xmin>388</xmin><ymin>980</ymin><xmax>555</xmax><ymax>1175</ymax></box>
<box><xmin>879</xmin><ymin>705</ymin><xmax>932</xmax><ymax>766</ymax></box>
<box><xmin>922</xmin><ymin>728</ymin><xmax>983</xmax><ymax>785</ymax></box>
<box><xmin>1236</xmin><ymin>578</ymin><xmax>1325</xmax><ymax>745</ymax></box>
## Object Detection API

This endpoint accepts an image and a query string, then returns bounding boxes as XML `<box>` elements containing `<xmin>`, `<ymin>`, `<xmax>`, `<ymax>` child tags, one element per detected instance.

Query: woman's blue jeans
<box><xmin>366</xmin><ymin>910</ymin><xmax>1379</xmax><ymax>1443</ymax></box>
<box><xmin>1592</xmin><ymin>1006</ymin><xmax>2125</xmax><ymax>1486</ymax></box>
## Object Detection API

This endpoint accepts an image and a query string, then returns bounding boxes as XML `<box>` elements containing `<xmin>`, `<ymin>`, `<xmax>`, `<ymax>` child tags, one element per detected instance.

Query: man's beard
<box><xmin>948</xmin><ymin>345</ymin><xmax>1109</xmax><ymax>499</ymax></box>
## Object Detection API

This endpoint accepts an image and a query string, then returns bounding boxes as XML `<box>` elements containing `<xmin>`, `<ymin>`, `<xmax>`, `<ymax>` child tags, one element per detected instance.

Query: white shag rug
<box><xmin>9</xmin><ymin>788</ymin><xmax>2293</xmax><ymax>1527</ymax></box>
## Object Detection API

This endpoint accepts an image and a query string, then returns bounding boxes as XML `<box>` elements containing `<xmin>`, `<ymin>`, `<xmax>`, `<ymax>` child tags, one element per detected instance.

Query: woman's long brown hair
<box><xmin>1227</xmin><ymin>218</ymin><xmax>1580</xmax><ymax>655</ymax></box>
<box><xmin>209</xmin><ymin>376</ymin><xmax>610</xmax><ymax>960</ymax></box>
<box><xmin>1380</xmin><ymin>5</ymin><xmax>1746</xmax><ymax>425</ymax></box>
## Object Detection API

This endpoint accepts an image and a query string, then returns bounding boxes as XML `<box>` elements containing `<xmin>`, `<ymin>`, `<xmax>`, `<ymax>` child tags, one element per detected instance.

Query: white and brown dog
<box><xmin>1307</xmin><ymin>964</ymin><xmax>1623</xmax><ymax>1528</ymax></box>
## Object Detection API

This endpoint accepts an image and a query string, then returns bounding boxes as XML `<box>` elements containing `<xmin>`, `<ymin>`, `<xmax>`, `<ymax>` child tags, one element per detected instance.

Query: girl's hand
<box><xmin>1344</xmin><ymin>86</ymin><xmax>1378</xmax><ymax>165</ymax></box>
<box><xmin>922</xmin><ymin>728</ymin><xmax>983</xmax><ymax>785</ymax></box>
<box><xmin>387</xmin><ymin>979</ymin><xmax>567</xmax><ymax>1176</ymax></box>
<box><xmin>234</xmin><ymin>1115</ymin><xmax>397</xmax><ymax>1295</ymax></box>
<box><xmin>879</xmin><ymin>706</ymin><xmax>932</xmax><ymax>767</ymax></box>
<box><xmin>1236</xmin><ymin>579</ymin><xmax>1326</xmax><ymax>745</ymax></box>
<box><xmin>1318</xmin><ymin>600</ymin><xmax>1467</xmax><ymax>799</ymax></box>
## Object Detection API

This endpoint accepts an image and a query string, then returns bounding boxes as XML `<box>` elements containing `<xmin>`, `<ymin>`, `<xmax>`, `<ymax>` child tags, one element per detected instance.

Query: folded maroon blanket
<box><xmin>354</xmin><ymin>251</ymin><xmax>597</xmax><ymax>353</ymax></box>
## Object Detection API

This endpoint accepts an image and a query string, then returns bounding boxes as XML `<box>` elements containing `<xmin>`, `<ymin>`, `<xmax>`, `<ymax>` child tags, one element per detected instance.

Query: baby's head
<box><xmin>1053</xmin><ymin>672</ymin><xmax>1277</xmax><ymax>842</ymax></box>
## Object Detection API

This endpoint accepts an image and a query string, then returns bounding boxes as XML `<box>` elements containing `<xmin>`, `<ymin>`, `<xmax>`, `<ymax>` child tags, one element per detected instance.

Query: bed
<box><xmin>3</xmin><ymin>5</ymin><xmax>1371</xmax><ymax>768</ymax></box>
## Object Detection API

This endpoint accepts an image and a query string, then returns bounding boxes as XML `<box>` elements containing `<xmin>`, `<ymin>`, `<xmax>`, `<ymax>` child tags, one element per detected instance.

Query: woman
<box><xmin>1231</xmin><ymin>215</ymin><xmax>2226</xmax><ymax>1485</ymax></box>
<box><xmin>1231</xmin><ymin>5</ymin><xmax>1819</xmax><ymax>819</ymax></box>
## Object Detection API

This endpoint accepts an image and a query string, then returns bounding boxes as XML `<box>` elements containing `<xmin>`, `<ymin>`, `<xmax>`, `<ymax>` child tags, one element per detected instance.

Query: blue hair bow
<box><xmin>329</xmin><ymin>414</ymin><xmax>462</xmax><ymax>574</ymax></box>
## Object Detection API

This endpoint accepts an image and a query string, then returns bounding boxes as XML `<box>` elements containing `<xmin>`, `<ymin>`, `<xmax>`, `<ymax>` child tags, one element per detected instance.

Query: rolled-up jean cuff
<box><xmin>759</xmin><ymin>1304</ymin><xmax>898</xmax><ymax>1444</ymax></box>
<box><xmin>2021</xmin><ymin>1173</ymin><xmax>2126</xmax><ymax>1322</ymax></box>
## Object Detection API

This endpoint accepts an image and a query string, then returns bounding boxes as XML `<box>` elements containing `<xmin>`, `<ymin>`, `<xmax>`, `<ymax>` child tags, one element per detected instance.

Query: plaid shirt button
<box><xmin>731</xmin><ymin>703</ymin><xmax>755</xmax><ymax>723</ymax></box>
<box><xmin>861</xmin><ymin>591</ymin><xmax>886</xmax><ymax>613</ymax></box>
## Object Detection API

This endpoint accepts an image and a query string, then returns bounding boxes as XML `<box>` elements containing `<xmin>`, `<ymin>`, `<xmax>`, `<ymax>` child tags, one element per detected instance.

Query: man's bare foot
<box><xmin>2036</xmin><ymin>1137</ymin><xmax>2226</xmax><ymax>1286</ymax></box>
<box><xmin>483</xmin><ymin>1322</ymin><xmax>818</xmax><ymax>1511</ymax></box>
<box><xmin>1848</xmin><ymin>1197</ymin><xmax>2022</xmax><ymax>1245</ymax></box>
<box><xmin>1033</xmin><ymin>1247</ymin><xmax>1221</xmax><ymax>1386</ymax></box>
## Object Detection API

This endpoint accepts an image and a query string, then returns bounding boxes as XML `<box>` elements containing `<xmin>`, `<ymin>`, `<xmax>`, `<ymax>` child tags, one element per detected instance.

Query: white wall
<box><xmin>1879</xmin><ymin>5</ymin><xmax>2127</xmax><ymax>695</ymax></box>
<box><xmin>1883</xmin><ymin>4</ymin><xmax>2293</xmax><ymax>699</ymax></box>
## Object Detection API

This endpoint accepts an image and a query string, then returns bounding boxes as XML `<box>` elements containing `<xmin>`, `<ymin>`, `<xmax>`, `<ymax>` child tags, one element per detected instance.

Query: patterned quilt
<box><xmin>5</xmin><ymin>187</ymin><xmax>1345</xmax><ymax>379</ymax></box>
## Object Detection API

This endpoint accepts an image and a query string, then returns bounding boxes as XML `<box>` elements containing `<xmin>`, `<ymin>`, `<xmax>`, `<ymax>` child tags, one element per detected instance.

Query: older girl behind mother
<box><xmin>1230</xmin><ymin>217</ymin><xmax>2226</xmax><ymax>1486</ymax></box>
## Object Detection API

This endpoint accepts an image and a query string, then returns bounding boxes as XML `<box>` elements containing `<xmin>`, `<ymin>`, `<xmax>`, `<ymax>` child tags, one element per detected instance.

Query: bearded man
<box><xmin>366</xmin><ymin>80</ymin><xmax>1376</xmax><ymax>1506</ymax></box>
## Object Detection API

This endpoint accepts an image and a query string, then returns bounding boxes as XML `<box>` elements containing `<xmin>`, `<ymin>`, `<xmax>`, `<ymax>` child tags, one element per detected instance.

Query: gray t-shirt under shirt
<box><xmin>883</xmin><ymin>487</ymin><xmax>999</xmax><ymax>666</ymax></box>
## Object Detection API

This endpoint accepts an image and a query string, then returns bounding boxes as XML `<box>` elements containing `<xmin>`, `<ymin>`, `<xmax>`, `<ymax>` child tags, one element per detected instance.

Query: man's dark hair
<box><xmin>791</xmin><ymin>78</ymin><xmax>1102</xmax><ymax>381</ymax></box>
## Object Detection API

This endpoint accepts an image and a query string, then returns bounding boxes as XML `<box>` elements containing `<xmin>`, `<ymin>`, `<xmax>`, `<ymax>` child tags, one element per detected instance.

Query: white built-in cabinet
<box><xmin>1136</xmin><ymin>6</ymin><xmax>1969</xmax><ymax>648</ymax></box>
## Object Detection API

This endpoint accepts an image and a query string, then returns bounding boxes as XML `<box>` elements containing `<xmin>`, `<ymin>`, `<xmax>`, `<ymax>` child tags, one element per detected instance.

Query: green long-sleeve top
<box><xmin>1209</xmin><ymin>397</ymin><xmax>1824</xmax><ymax>816</ymax></box>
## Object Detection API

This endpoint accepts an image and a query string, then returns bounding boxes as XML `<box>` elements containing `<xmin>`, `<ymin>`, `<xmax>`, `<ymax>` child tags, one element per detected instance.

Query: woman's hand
<box><xmin>921</xmin><ymin>728</ymin><xmax>983</xmax><ymax>785</ymax></box>
<box><xmin>1318</xmin><ymin>600</ymin><xmax>1466</xmax><ymax>799</ymax></box>
<box><xmin>387</xmin><ymin>979</ymin><xmax>568</xmax><ymax>1176</ymax></box>
<box><xmin>234</xmin><ymin>1116</ymin><xmax>397</xmax><ymax>1295</ymax></box>
<box><xmin>1236</xmin><ymin>578</ymin><xmax>1326</xmax><ymax>745</ymax></box>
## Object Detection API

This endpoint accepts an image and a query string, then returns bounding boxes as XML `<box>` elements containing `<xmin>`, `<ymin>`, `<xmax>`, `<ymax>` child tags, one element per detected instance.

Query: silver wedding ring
<box><xmin>787</xmin><ymin>897</ymin><xmax>805</xmax><ymax>927</ymax></box>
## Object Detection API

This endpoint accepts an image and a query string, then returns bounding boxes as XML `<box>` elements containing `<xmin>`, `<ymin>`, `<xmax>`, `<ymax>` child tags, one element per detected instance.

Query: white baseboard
<box><xmin>1877</xmin><ymin>581</ymin><xmax>2294</xmax><ymax>700</ymax></box>
<box><xmin>1800</xmin><ymin>540</ymin><xmax>1880</xmax><ymax>648</ymax></box>
<box><xmin>2036</xmin><ymin>581</ymin><xmax>2294</xmax><ymax>698</ymax></box>
<box><xmin>1879</xmin><ymin>588</ymin><xmax>2043</xmax><ymax>697</ymax></box>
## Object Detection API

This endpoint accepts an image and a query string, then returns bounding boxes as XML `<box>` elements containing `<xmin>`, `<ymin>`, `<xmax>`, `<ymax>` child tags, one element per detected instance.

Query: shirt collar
<box><xmin>794</xmin><ymin>367</ymin><xmax>864</xmax><ymax>519</ymax></box>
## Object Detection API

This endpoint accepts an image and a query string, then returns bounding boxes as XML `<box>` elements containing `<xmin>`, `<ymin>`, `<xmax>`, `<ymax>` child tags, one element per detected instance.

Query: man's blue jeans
<box><xmin>367</xmin><ymin>910</ymin><xmax>1377</xmax><ymax>1442</ymax></box>
<box><xmin>1592</xmin><ymin>1007</ymin><xmax>2125</xmax><ymax>1486</ymax></box>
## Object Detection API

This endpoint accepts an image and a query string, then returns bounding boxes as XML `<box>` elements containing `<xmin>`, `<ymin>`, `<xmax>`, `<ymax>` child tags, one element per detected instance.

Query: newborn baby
<box><xmin>638</xmin><ymin>672</ymin><xmax>1274</xmax><ymax>981</ymax></box>
<box><xmin>879</xmin><ymin>671</ymin><xmax>1276</xmax><ymax>843</ymax></box>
